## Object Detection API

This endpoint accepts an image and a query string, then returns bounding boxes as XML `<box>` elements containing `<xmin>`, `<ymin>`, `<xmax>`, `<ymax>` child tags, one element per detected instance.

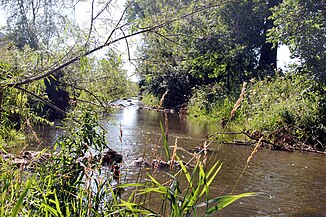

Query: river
<box><xmin>40</xmin><ymin>98</ymin><xmax>326</xmax><ymax>216</ymax></box>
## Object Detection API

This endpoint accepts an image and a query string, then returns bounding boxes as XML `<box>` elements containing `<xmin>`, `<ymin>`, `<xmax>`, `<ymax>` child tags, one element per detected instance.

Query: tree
<box><xmin>268</xmin><ymin>0</ymin><xmax>326</xmax><ymax>80</ymax></box>
<box><xmin>1</xmin><ymin>0</ymin><xmax>72</xmax><ymax>49</ymax></box>
<box><xmin>1</xmin><ymin>0</ymin><xmax>205</xmax><ymax>143</ymax></box>
<box><xmin>0</xmin><ymin>0</ymin><xmax>135</xmax><ymax>143</ymax></box>
<box><xmin>258</xmin><ymin>0</ymin><xmax>282</xmax><ymax>72</ymax></box>
<box><xmin>127</xmin><ymin>0</ymin><xmax>283</xmax><ymax>108</ymax></box>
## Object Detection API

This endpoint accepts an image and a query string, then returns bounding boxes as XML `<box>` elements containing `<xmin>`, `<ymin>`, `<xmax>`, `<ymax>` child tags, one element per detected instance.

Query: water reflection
<box><xmin>121</xmin><ymin>108</ymin><xmax>137</xmax><ymax>127</ymax></box>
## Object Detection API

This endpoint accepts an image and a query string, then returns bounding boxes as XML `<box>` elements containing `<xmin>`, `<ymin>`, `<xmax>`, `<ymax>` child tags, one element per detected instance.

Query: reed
<box><xmin>170</xmin><ymin>137</ymin><xmax>178</xmax><ymax>169</ymax></box>
<box><xmin>230</xmin><ymin>82</ymin><xmax>247</xmax><ymax>120</ymax></box>
<box><xmin>157</xmin><ymin>90</ymin><xmax>169</xmax><ymax>111</ymax></box>
<box><xmin>231</xmin><ymin>136</ymin><xmax>263</xmax><ymax>194</ymax></box>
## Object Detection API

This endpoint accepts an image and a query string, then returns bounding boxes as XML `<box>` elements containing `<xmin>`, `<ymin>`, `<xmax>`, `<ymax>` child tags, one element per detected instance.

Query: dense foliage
<box><xmin>128</xmin><ymin>0</ymin><xmax>325</xmax><ymax>149</ymax></box>
<box><xmin>239</xmin><ymin>73</ymin><xmax>325</xmax><ymax>150</ymax></box>
<box><xmin>0</xmin><ymin>44</ymin><xmax>134</xmax><ymax>147</ymax></box>
<box><xmin>268</xmin><ymin>0</ymin><xmax>326</xmax><ymax>79</ymax></box>
<box><xmin>0</xmin><ymin>0</ymin><xmax>137</xmax><ymax>146</ymax></box>
<box><xmin>128</xmin><ymin>0</ymin><xmax>283</xmax><ymax>108</ymax></box>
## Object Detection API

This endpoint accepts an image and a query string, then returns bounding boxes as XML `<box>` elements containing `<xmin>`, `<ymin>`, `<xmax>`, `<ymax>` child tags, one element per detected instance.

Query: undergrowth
<box><xmin>141</xmin><ymin>92</ymin><xmax>160</xmax><ymax>108</ymax></box>
<box><xmin>238</xmin><ymin>73</ymin><xmax>325</xmax><ymax>149</ymax></box>
<box><xmin>188</xmin><ymin>84</ymin><xmax>236</xmax><ymax>122</ymax></box>
<box><xmin>189</xmin><ymin>72</ymin><xmax>325</xmax><ymax>150</ymax></box>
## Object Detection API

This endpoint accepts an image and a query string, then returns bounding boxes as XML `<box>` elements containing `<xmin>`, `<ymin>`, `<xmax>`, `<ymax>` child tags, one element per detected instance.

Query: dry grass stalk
<box><xmin>157</xmin><ymin>90</ymin><xmax>169</xmax><ymax>111</ymax></box>
<box><xmin>247</xmin><ymin>136</ymin><xmax>263</xmax><ymax>164</ymax></box>
<box><xmin>169</xmin><ymin>146</ymin><xmax>195</xmax><ymax>156</ymax></box>
<box><xmin>231</xmin><ymin>136</ymin><xmax>263</xmax><ymax>194</ymax></box>
<box><xmin>26</xmin><ymin>118</ymin><xmax>42</xmax><ymax>145</ymax></box>
<box><xmin>230</xmin><ymin>82</ymin><xmax>247</xmax><ymax>120</ymax></box>
<box><xmin>164</xmin><ymin>112</ymin><xmax>169</xmax><ymax>141</ymax></box>
<box><xmin>203</xmin><ymin>141</ymin><xmax>208</xmax><ymax>166</ymax></box>
<box><xmin>170</xmin><ymin>137</ymin><xmax>178</xmax><ymax>169</ymax></box>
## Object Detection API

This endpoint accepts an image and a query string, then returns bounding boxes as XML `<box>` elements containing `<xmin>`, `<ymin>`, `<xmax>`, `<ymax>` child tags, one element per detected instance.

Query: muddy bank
<box><xmin>0</xmin><ymin>149</ymin><xmax>123</xmax><ymax>169</ymax></box>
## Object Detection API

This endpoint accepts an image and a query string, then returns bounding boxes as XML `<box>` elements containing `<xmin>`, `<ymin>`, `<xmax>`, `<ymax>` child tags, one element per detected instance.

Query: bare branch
<box><xmin>153</xmin><ymin>31</ymin><xmax>183</xmax><ymax>46</ymax></box>
<box><xmin>64</xmin><ymin>82</ymin><xmax>108</xmax><ymax>109</ymax></box>
<box><xmin>120</xmin><ymin>27</ymin><xmax>131</xmax><ymax>61</ymax></box>
<box><xmin>84</xmin><ymin>0</ymin><xmax>96</xmax><ymax>47</ymax></box>
<box><xmin>93</xmin><ymin>0</ymin><xmax>112</xmax><ymax>20</ymax></box>
<box><xmin>104</xmin><ymin>2</ymin><xmax>131</xmax><ymax>45</ymax></box>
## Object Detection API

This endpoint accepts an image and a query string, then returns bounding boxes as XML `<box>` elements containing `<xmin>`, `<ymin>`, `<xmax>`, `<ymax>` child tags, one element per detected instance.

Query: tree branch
<box><xmin>1</xmin><ymin>1</ymin><xmax>224</xmax><ymax>89</ymax></box>
<box><xmin>15</xmin><ymin>86</ymin><xmax>66</xmax><ymax>115</ymax></box>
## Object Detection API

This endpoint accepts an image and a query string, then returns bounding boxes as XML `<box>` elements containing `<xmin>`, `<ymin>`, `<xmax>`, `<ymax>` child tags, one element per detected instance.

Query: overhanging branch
<box><xmin>1</xmin><ymin>1</ymin><xmax>224</xmax><ymax>89</ymax></box>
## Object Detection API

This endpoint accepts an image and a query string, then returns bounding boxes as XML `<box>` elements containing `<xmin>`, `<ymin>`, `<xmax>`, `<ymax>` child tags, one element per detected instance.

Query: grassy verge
<box><xmin>189</xmin><ymin>72</ymin><xmax>326</xmax><ymax>151</ymax></box>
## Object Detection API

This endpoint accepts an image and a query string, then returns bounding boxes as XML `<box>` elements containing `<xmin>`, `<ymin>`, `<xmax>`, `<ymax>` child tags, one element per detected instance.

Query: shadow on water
<box><xmin>39</xmin><ymin>99</ymin><xmax>326</xmax><ymax>216</ymax></box>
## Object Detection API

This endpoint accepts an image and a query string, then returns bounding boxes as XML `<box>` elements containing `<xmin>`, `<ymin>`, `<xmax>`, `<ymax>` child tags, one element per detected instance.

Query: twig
<box><xmin>231</xmin><ymin>137</ymin><xmax>263</xmax><ymax>194</ymax></box>
<box><xmin>15</xmin><ymin>86</ymin><xmax>66</xmax><ymax>115</ymax></box>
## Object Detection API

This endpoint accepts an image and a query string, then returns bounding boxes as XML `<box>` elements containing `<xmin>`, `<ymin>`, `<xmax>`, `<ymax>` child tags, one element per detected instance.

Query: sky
<box><xmin>0</xmin><ymin>1</ymin><xmax>297</xmax><ymax>81</ymax></box>
<box><xmin>0</xmin><ymin>10</ymin><xmax>5</xmax><ymax>27</ymax></box>
<box><xmin>74</xmin><ymin>0</ymin><xmax>139</xmax><ymax>81</ymax></box>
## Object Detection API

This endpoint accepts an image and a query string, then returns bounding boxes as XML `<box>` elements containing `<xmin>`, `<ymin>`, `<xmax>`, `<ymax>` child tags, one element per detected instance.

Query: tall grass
<box><xmin>189</xmin><ymin>73</ymin><xmax>325</xmax><ymax>150</ymax></box>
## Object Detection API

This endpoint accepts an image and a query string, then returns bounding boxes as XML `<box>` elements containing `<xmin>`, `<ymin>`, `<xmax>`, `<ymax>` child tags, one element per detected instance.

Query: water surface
<box><xmin>41</xmin><ymin>99</ymin><xmax>326</xmax><ymax>216</ymax></box>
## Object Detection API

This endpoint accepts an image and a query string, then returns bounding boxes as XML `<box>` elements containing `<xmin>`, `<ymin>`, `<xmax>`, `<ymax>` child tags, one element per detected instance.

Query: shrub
<box><xmin>238</xmin><ymin>73</ymin><xmax>325</xmax><ymax>148</ymax></box>
<box><xmin>141</xmin><ymin>92</ymin><xmax>160</xmax><ymax>107</ymax></box>
<box><xmin>188</xmin><ymin>84</ymin><xmax>236</xmax><ymax>122</ymax></box>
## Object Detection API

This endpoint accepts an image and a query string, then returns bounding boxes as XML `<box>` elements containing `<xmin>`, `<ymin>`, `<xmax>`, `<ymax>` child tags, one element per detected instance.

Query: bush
<box><xmin>188</xmin><ymin>84</ymin><xmax>236</xmax><ymax>122</ymax></box>
<box><xmin>238</xmin><ymin>73</ymin><xmax>325</xmax><ymax>148</ymax></box>
<box><xmin>141</xmin><ymin>92</ymin><xmax>160</xmax><ymax>107</ymax></box>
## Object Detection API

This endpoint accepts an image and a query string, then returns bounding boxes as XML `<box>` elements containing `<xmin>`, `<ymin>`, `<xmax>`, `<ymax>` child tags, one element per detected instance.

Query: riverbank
<box><xmin>186</xmin><ymin>73</ymin><xmax>326</xmax><ymax>154</ymax></box>
<box><xmin>139</xmin><ymin>73</ymin><xmax>325</xmax><ymax>154</ymax></box>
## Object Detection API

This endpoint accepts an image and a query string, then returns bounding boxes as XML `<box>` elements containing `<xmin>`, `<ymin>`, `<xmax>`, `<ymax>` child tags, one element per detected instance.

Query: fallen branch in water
<box><xmin>211</xmin><ymin>131</ymin><xmax>325</xmax><ymax>154</ymax></box>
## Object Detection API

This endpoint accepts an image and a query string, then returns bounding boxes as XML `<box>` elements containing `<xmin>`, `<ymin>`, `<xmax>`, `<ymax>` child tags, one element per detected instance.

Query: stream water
<box><xmin>40</xmin><ymin>99</ymin><xmax>326</xmax><ymax>216</ymax></box>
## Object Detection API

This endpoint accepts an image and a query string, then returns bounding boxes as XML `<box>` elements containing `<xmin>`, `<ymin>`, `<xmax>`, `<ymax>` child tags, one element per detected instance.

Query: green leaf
<box><xmin>160</xmin><ymin>122</ymin><xmax>170</xmax><ymax>160</ymax></box>
<box><xmin>118</xmin><ymin>183</ymin><xmax>144</xmax><ymax>188</ymax></box>
<box><xmin>41</xmin><ymin>203</ymin><xmax>58</xmax><ymax>216</ymax></box>
<box><xmin>11</xmin><ymin>178</ymin><xmax>32</xmax><ymax>217</ymax></box>
<box><xmin>196</xmin><ymin>192</ymin><xmax>256</xmax><ymax>214</ymax></box>
<box><xmin>177</xmin><ymin>157</ymin><xmax>192</xmax><ymax>187</ymax></box>
<box><xmin>138</xmin><ymin>187</ymin><xmax>166</xmax><ymax>195</ymax></box>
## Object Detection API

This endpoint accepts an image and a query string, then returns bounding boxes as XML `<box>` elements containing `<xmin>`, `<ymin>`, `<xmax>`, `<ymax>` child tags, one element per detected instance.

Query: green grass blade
<box><xmin>207</xmin><ymin>162</ymin><xmax>222</xmax><ymax>187</ymax></box>
<box><xmin>206</xmin><ymin>160</ymin><xmax>221</xmax><ymax>178</ymax></box>
<box><xmin>138</xmin><ymin>187</ymin><xmax>166</xmax><ymax>195</ymax></box>
<box><xmin>147</xmin><ymin>173</ymin><xmax>163</xmax><ymax>187</ymax></box>
<box><xmin>196</xmin><ymin>192</ymin><xmax>256</xmax><ymax>214</ymax></box>
<box><xmin>177</xmin><ymin>157</ymin><xmax>192</xmax><ymax>187</ymax></box>
<box><xmin>54</xmin><ymin>192</ymin><xmax>64</xmax><ymax>217</ymax></box>
<box><xmin>41</xmin><ymin>203</ymin><xmax>58</xmax><ymax>216</ymax></box>
<box><xmin>118</xmin><ymin>183</ymin><xmax>144</xmax><ymax>188</ymax></box>
<box><xmin>11</xmin><ymin>178</ymin><xmax>32</xmax><ymax>217</ymax></box>
<box><xmin>160</xmin><ymin>122</ymin><xmax>170</xmax><ymax>159</ymax></box>
<box><xmin>199</xmin><ymin>161</ymin><xmax>223</xmax><ymax>198</ymax></box>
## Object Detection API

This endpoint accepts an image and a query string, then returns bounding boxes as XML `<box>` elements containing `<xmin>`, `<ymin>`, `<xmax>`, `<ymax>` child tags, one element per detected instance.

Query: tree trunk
<box><xmin>259</xmin><ymin>0</ymin><xmax>282</xmax><ymax>73</ymax></box>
